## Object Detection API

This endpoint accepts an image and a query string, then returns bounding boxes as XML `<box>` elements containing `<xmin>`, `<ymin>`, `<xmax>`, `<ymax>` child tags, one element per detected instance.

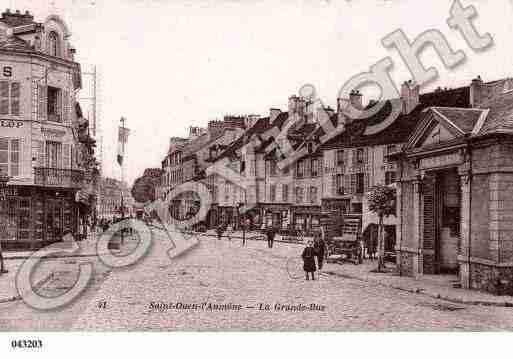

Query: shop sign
<box><xmin>420</xmin><ymin>152</ymin><xmax>462</xmax><ymax>169</ymax></box>
<box><xmin>1</xmin><ymin>66</ymin><xmax>12</xmax><ymax>77</ymax></box>
<box><xmin>0</xmin><ymin>120</ymin><xmax>23</xmax><ymax>128</ymax></box>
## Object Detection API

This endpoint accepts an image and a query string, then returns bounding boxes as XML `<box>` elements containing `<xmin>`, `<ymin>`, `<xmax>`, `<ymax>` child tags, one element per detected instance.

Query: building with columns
<box><xmin>392</xmin><ymin>77</ymin><xmax>513</xmax><ymax>295</ymax></box>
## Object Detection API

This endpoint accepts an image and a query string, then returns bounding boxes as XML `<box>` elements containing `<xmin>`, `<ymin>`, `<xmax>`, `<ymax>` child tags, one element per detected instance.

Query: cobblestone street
<box><xmin>1</xmin><ymin>229</ymin><xmax>513</xmax><ymax>331</ymax></box>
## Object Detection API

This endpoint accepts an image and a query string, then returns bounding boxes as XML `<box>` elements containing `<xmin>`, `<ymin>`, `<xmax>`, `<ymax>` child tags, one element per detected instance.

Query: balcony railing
<box><xmin>34</xmin><ymin>167</ymin><xmax>85</xmax><ymax>188</ymax></box>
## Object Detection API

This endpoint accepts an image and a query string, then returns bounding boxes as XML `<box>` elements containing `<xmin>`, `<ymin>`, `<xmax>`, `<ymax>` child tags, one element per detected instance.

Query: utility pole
<box><xmin>120</xmin><ymin>117</ymin><xmax>126</xmax><ymax>246</ymax></box>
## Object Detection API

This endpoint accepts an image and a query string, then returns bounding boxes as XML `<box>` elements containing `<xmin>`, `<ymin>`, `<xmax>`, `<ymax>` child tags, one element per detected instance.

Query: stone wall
<box><xmin>470</xmin><ymin>262</ymin><xmax>513</xmax><ymax>296</ymax></box>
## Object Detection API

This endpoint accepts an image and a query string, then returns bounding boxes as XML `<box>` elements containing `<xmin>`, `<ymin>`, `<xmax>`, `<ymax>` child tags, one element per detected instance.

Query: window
<box><xmin>269</xmin><ymin>160</ymin><xmax>277</xmax><ymax>176</ymax></box>
<box><xmin>356</xmin><ymin>173</ymin><xmax>365</xmax><ymax>194</ymax></box>
<box><xmin>0</xmin><ymin>138</ymin><xmax>20</xmax><ymax>177</ymax></box>
<box><xmin>336</xmin><ymin>149</ymin><xmax>345</xmax><ymax>167</ymax></box>
<box><xmin>47</xmin><ymin>86</ymin><xmax>62</xmax><ymax>122</ymax></box>
<box><xmin>336</xmin><ymin>174</ymin><xmax>344</xmax><ymax>195</ymax></box>
<box><xmin>385</xmin><ymin>171</ymin><xmax>397</xmax><ymax>185</ymax></box>
<box><xmin>0</xmin><ymin>81</ymin><xmax>21</xmax><ymax>116</ymax></box>
<box><xmin>45</xmin><ymin>141</ymin><xmax>62</xmax><ymax>168</ymax></box>
<box><xmin>295</xmin><ymin>187</ymin><xmax>304</xmax><ymax>204</ymax></box>
<box><xmin>282</xmin><ymin>184</ymin><xmax>289</xmax><ymax>202</ymax></box>
<box><xmin>311</xmin><ymin>158</ymin><xmax>319</xmax><ymax>177</ymax></box>
<box><xmin>283</xmin><ymin>165</ymin><xmax>290</xmax><ymax>175</ymax></box>
<box><xmin>309</xmin><ymin>186</ymin><xmax>318</xmax><ymax>203</ymax></box>
<box><xmin>386</xmin><ymin>145</ymin><xmax>396</xmax><ymax>163</ymax></box>
<box><xmin>356</xmin><ymin>148</ymin><xmax>364</xmax><ymax>165</ymax></box>
<box><xmin>270</xmin><ymin>185</ymin><xmax>276</xmax><ymax>202</ymax></box>
<box><xmin>296</xmin><ymin>160</ymin><xmax>305</xmax><ymax>178</ymax></box>
<box><xmin>48</xmin><ymin>31</ymin><xmax>60</xmax><ymax>57</ymax></box>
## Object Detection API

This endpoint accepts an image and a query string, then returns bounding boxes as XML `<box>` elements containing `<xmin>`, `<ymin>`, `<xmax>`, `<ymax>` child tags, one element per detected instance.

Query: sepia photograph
<box><xmin>1</xmin><ymin>0</ymin><xmax>513</xmax><ymax>355</ymax></box>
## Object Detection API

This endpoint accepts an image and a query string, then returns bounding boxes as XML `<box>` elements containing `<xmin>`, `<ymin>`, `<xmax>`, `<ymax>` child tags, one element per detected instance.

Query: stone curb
<box><xmin>0</xmin><ymin>272</ymin><xmax>55</xmax><ymax>304</ymax></box>
<box><xmin>324</xmin><ymin>270</ymin><xmax>513</xmax><ymax>308</ymax></box>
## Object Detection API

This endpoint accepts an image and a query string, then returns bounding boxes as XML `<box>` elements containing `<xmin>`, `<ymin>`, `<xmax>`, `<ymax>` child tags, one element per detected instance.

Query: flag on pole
<box><xmin>117</xmin><ymin>125</ymin><xmax>130</xmax><ymax>166</ymax></box>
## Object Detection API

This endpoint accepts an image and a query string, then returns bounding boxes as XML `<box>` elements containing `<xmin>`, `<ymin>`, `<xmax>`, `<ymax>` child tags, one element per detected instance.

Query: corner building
<box><xmin>0</xmin><ymin>10</ymin><xmax>82</xmax><ymax>249</ymax></box>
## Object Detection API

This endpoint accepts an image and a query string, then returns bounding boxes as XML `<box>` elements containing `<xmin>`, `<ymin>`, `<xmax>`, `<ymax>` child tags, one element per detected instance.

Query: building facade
<box><xmin>393</xmin><ymin>77</ymin><xmax>513</xmax><ymax>295</ymax></box>
<box><xmin>0</xmin><ymin>10</ymin><xmax>91</xmax><ymax>249</ymax></box>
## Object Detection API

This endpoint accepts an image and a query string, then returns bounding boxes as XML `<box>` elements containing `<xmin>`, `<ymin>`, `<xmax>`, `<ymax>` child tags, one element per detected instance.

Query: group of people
<box><xmin>214</xmin><ymin>220</ymin><xmax>328</xmax><ymax>281</ymax></box>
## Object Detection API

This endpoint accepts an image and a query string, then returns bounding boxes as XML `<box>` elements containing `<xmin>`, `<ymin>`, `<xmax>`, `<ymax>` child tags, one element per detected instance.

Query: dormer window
<box><xmin>48</xmin><ymin>31</ymin><xmax>60</xmax><ymax>57</ymax></box>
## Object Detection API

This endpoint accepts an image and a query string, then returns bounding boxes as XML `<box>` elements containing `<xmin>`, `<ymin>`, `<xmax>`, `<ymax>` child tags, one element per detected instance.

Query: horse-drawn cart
<box><xmin>326</xmin><ymin>214</ymin><xmax>363</xmax><ymax>265</ymax></box>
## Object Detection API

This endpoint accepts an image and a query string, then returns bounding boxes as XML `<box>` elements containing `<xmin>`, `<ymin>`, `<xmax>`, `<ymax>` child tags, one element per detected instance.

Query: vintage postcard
<box><xmin>1</xmin><ymin>0</ymin><xmax>513</xmax><ymax>351</ymax></box>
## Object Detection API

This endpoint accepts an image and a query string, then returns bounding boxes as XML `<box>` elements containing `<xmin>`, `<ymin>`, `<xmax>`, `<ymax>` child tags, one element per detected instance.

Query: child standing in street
<box><xmin>302</xmin><ymin>240</ymin><xmax>317</xmax><ymax>280</ymax></box>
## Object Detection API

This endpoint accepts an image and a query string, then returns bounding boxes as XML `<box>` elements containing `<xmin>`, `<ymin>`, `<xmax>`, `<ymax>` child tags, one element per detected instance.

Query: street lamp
<box><xmin>0</xmin><ymin>169</ymin><xmax>10</xmax><ymax>274</ymax></box>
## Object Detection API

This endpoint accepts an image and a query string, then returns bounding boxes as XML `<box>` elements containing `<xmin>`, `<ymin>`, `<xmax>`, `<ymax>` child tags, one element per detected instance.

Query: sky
<box><xmin>7</xmin><ymin>0</ymin><xmax>513</xmax><ymax>185</ymax></box>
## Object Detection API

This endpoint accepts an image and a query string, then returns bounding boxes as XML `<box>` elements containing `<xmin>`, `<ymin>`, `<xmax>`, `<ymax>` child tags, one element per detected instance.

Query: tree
<box><xmin>367</xmin><ymin>184</ymin><xmax>396</xmax><ymax>272</ymax></box>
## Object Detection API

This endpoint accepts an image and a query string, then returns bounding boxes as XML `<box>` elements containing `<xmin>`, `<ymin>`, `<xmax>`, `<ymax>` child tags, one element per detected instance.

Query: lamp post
<box><xmin>0</xmin><ymin>169</ymin><xmax>10</xmax><ymax>274</ymax></box>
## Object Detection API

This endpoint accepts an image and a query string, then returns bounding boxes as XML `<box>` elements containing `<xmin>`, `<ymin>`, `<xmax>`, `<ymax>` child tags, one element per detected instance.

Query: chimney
<box><xmin>337</xmin><ymin>97</ymin><xmax>350</xmax><ymax>126</ymax></box>
<box><xmin>349</xmin><ymin>90</ymin><xmax>363</xmax><ymax>110</ymax></box>
<box><xmin>270</xmin><ymin>108</ymin><xmax>281</xmax><ymax>124</ymax></box>
<box><xmin>401</xmin><ymin>80</ymin><xmax>420</xmax><ymax>114</ymax></box>
<box><xmin>288</xmin><ymin>95</ymin><xmax>299</xmax><ymax>114</ymax></box>
<box><xmin>470</xmin><ymin>75</ymin><xmax>483</xmax><ymax>108</ymax></box>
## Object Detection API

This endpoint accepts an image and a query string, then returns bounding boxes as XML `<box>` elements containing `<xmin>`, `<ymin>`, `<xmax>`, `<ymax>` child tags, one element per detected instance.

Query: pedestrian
<box><xmin>302</xmin><ymin>240</ymin><xmax>317</xmax><ymax>280</ymax></box>
<box><xmin>314</xmin><ymin>231</ymin><xmax>327</xmax><ymax>272</ymax></box>
<box><xmin>266</xmin><ymin>225</ymin><xmax>276</xmax><ymax>248</ymax></box>
<box><xmin>226</xmin><ymin>222</ymin><xmax>233</xmax><ymax>241</ymax></box>
<box><xmin>366</xmin><ymin>226</ymin><xmax>378</xmax><ymax>261</ymax></box>
<box><xmin>216</xmin><ymin>222</ymin><xmax>224</xmax><ymax>241</ymax></box>
<box><xmin>243</xmin><ymin>218</ymin><xmax>251</xmax><ymax>246</ymax></box>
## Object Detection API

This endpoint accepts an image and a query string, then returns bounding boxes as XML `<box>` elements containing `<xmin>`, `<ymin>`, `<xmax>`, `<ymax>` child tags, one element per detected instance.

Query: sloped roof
<box><xmin>215</xmin><ymin>116</ymin><xmax>272</xmax><ymax>160</ymax></box>
<box><xmin>320</xmin><ymin>86</ymin><xmax>471</xmax><ymax>150</ymax></box>
<box><xmin>431</xmin><ymin>107</ymin><xmax>483</xmax><ymax>134</ymax></box>
<box><xmin>477</xmin><ymin>90</ymin><xmax>513</xmax><ymax>135</ymax></box>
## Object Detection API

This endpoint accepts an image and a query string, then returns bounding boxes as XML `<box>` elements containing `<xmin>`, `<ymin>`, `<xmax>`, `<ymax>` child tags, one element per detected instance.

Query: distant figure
<box><xmin>216</xmin><ymin>223</ymin><xmax>225</xmax><ymax>241</ymax></box>
<box><xmin>266</xmin><ymin>226</ymin><xmax>276</xmax><ymax>248</ymax></box>
<box><xmin>302</xmin><ymin>240</ymin><xmax>317</xmax><ymax>280</ymax></box>
<box><xmin>314</xmin><ymin>233</ymin><xmax>327</xmax><ymax>271</ymax></box>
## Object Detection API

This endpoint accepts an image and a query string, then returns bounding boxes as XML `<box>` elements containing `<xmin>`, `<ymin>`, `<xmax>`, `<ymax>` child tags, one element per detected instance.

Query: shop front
<box><xmin>292</xmin><ymin>206</ymin><xmax>322</xmax><ymax>233</ymax></box>
<box><xmin>261</xmin><ymin>204</ymin><xmax>290</xmax><ymax>229</ymax></box>
<box><xmin>1</xmin><ymin>186</ymin><xmax>79</xmax><ymax>250</ymax></box>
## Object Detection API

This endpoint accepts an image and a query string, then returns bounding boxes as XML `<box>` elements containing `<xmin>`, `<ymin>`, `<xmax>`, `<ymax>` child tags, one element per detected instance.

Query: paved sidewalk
<box><xmin>0</xmin><ymin>258</ymin><xmax>56</xmax><ymax>304</ymax></box>
<box><xmin>3</xmin><ymin>231</ymin><xmax>136</xmax><ymax>261</ymax></box>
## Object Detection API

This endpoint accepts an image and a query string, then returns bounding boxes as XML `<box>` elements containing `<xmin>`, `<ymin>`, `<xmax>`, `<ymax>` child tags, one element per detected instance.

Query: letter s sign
<box><xmin>2</xmin><ymin>66</ymin><xmax>12</xmax><ymax>77</ymax></box>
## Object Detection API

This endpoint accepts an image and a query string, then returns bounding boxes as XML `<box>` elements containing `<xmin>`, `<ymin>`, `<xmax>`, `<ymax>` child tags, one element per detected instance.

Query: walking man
<box><xmin>314</xmin><ymin>230</ymin><xmax>327</xmax><ymax>272</ymax></box>
<box><xmin>266</xmin><ymin>225</ymin><xmax>276</xmax><ymax>248</ymax></box>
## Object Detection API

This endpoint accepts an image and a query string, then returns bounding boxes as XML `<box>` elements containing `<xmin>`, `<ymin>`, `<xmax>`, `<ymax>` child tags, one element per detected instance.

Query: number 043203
<box><xmin>11</xmin><ymin>339</ymin><xmax>43</xmax><ymax>349</ymax></box>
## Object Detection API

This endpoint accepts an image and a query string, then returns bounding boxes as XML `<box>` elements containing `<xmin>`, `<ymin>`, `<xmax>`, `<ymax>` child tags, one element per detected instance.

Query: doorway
<box><xmin>422</xmin><ymin>168</ymin><xmax>461</xmax><ymax>274</ymax></box>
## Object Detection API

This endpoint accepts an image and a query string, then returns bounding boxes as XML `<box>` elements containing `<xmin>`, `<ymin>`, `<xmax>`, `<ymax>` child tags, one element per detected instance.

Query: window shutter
<box><xmin>364</xmin><ymin>172</ymin><xmax>370</xmax><ymax>192</ymax></box>
<box><xmin>350</xmin><ymin>174</ymin><xmax>356</xmax><ymax>194</ymax></box>
<box><xmin>38</xmin><ymin>85</ymin><xmax>47</xmax><ymax>121</ymax></box>
<box><xmin>331</xmin><ymin>175</ymin><xmax>337</xmax><ymax>196</ymax></box>
<box><xmin>63</xmin><ymin>144</ymin><xmax>71</xmax><ymax>169</ymax></box>
<box><xmin>0</xmin><ymin>81</ymin><xmax>9</xmax><ymax>115</ymax></box>
<box><xmin>11</xmin><ymin>82</ymin><xmax>20</xmax><ymax>115</ymax></box>
<box><xmin>344</xmin><ymin>150</ymin><xmax>349</xmax><ymax>170</ymax></box>
<box><xmin>364</xmin><ymin>148</ymin><xmax>369</xmax><ymax>166</ymax></box>
<box><xmin>10</xmin><ymin>139</ymin><xmax>20</xmax><ymax>176</ymax></box>
<box><xmin>37</xmin><ymin>141</ymin><xmax>46</xmax><ymax>167</ymax></box>
<box><xmin>305</xmin><ymin>159</ymin><xmax>311</xmax><ymax>177</ymax></box>
<box><xmin>62</xmin><ymin>90</ymin><xmax>70</xmax><ymax>124</ymax></box>
<box><xmin>352</xmin><ymin>149</ymin><xmax>357</xmax><ymax>167</ymax></box>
